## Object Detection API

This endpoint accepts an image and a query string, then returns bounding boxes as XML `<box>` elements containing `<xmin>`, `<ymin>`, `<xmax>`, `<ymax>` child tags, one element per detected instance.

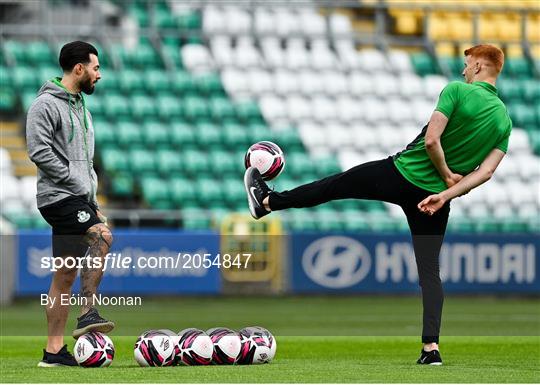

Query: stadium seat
<box><xmin>109</xmin><ymin>174</ymin><xmax>134</xmax><ymax>198</ymax></box>
<box><xmin>141</xmin><ymin>176</ymin><xmax>170</xmax><ymax>207</ymax></box>
<box><xmin>411</xmin><ymin>52</ymin><xmax>439</xmax><ymax>75</ymax></box>
<box><xmin>100</xmin><ymin>148</ymin><xmax>129</xmax><ymax>173</ymax></box>
<box><xmin>169</xmin><ymin>177</ymin><xmax>197</xmax><ymax>207</ymax></box>
<box><xmin>182</xmin><ymin>149</ymin><xmax>210</xmax><ymax>176</ymax></box>
<box><xmin>103</xmin><ymin>94</ymin><xmax>130</xmax><ymax>119</ymax></box>
<box><xmin>131</xmin><ymin>94</ymin><xmax>157</xmax><ymax>119</ymax></box>
<box><xmin>92</xmin><ymin>120</ymin><xmax>116</xmax><ymax>146</ymax></box>
<box><xmin>195</xmin><ymin>122</ymin><xmax>222</xmax><ymax>147</ymax></box>
<box><xmin>142</xmin><ymin>121</ymin><xmax>169</xmax><ymax>147</ymax></box>
<box><xmin>156</xmin><ymin>94</ymin><xmax>184</xmax><ymax>121</ymax></box>
<box><xmin>116</xmin><ymin>121</ymin><xmax>143</xmax><ymax>147</ymax></box>
<box><xmin>170</xmin><ymin>123</ymin><xmax>197</xmax><ymax>149</ymax></box>
<box><xmin>129</xmin><ymin>149</ymin><xmax>156</xmax><ymax>175</ymax></box>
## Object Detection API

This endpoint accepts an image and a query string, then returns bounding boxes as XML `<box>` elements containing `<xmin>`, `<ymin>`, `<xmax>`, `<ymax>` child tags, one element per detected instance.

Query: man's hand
<box><xmin>444</xmin><ymin>172</ymin><xmax>464</xmax><ymax>188</ymax></box>
<box><xmin>96</xmin><ymin>209</ymin><xmax>108</xmax><ymax>226</ymax></box>
<box><xmin>418</xmin><ymin>194</ymin><xmax>446</xmax><ymax>216</ymax></box>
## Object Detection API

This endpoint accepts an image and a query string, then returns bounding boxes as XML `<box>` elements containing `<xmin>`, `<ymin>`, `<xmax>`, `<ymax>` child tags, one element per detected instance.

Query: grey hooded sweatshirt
<box><xmin>26</xmin><ymin>78</ymin><xmax>98</xmax><ymax>209</ymax></box>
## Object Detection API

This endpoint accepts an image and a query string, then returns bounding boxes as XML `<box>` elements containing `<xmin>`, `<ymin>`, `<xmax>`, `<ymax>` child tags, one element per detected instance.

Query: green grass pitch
<box><xmin>1</xmin><ymin>296</ymin><xmax>539</xmax><ymax>383</ymax></box>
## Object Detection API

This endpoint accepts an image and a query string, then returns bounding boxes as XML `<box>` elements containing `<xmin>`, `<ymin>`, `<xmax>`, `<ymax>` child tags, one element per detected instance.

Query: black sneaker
<box><xmin>72</xmin><ymin>307</ymin><xmax>115</xmax><ymax>339</ymax></box>
<box><xmin>417</xmin><ymin>349</ymin><xmax>443</xmax><ymax>365</ymax></box>
<box><xmin>38</xmin><ymin>344</ymin><xmax>78</xmax><ymax>367</ymax></box>
<box><xmin>244</xmin><ymin>167</ymin><xmax>271</xmax><ymax>219</ymax></box>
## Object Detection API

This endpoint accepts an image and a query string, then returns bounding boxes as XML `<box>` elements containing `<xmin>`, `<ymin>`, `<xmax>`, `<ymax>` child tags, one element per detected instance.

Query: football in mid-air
<box><xmin>176</xmin><ymin>328</ymin><xmax>213</xmax><ymax>366</ymax></box>
<box><xmin>206</xmin><ymin>327</ymin><xmax>242</xmax><ymax>365</ymax></box>
<box><xmin>74</xmin><ymin>332</ymin><xmax>114</xmax><ymax>367</ymax></box>
<box><xmin>236</xmin><ymin>326</ymin><xmax>277</xmax><ymax>365</ymax></box>
<box><xmin>244</xmin><ymin>141</ymin><xmax>285</xmax><ymax>181</ymax></box>
<box><xmin>133</xmin><ymin>330</ymin><xmax>177</xmax><ymax>367</ymax></box>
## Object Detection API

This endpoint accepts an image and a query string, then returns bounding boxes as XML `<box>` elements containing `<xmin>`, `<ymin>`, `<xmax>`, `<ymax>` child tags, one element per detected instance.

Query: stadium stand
<box><xmin>0</xmin><ymin>0</ymin><xmax>538</xmax><ymax>233</ymax></box>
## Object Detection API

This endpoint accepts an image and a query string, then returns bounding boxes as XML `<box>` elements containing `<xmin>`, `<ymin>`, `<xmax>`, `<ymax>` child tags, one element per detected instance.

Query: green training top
<box><xmin>394</xmin><ymin>81</ymin><xmax>512</xmax><ymax>193</ymax></box>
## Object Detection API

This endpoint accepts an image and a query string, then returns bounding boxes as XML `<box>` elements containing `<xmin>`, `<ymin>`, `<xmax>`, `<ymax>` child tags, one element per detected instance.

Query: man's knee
<box><xmin>84</xmin><ymin>223</ymin><xmax>113</xmax><ymax>248</ymax></box>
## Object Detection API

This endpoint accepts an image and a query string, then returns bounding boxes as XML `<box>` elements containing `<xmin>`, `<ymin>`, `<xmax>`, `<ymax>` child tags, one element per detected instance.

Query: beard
<box><xmin>79</xmin><ymin>72</ymin><xmax>95</xmax><ymax>95</ymax></box>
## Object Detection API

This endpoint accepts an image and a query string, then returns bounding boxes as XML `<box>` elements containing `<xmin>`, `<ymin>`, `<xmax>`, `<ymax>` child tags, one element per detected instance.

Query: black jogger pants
<box><xmin>268</xmin><ymin>157</ymin><xmax>450</xmax><ymax>344</ymax></box>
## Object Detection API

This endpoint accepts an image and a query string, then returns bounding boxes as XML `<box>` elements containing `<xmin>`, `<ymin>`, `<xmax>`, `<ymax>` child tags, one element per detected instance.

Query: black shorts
<box><xmin>39</xmin><ymin>196</ymin><xmax>102</xmax><ymax>258</ymax></box>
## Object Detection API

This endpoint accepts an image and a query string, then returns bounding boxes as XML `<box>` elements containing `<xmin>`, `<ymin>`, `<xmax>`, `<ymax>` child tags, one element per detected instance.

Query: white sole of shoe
<box><xmin>37</xmin><ymin>361</ymin><xmax>67</xmax><ymax>367</ymax></box>
<box><xmin>244</xmin><ymin>168</ymin><xmax>258</xmax><ymax>219</ymax></box>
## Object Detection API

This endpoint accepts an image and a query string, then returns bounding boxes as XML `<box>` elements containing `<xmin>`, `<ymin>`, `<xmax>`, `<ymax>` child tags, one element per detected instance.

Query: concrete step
<box><xmin>14</xmin><ymin>163</ymin><xmax>37</xmax><ymax>177</ymax></box>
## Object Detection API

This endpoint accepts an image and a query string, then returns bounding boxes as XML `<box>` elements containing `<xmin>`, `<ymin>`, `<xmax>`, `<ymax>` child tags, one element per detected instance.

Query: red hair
<box><xmin>464</xmin><ymin>45</ymin><xmax>505</xmax><ymax>74</ymax></box>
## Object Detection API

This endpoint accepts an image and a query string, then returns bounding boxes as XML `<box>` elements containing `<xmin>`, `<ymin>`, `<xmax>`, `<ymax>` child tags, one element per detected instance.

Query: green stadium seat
<box><xmin>161</xmin><ymin>44</ymin><xmax>183</xmax><ymax>69</ymax></box>
<box><xmin>287</xmin><ymin>152</ymin><xmax>317</xmax><ymax>178</ymax></box>
<box><xmin>95</xmin><ymin>70</ymin><xmax>118</xmax><ymax>91</ymax></box>
<box><xmin>176</xmin><ymin>10</ymin><xmax>201</xmax><ymax>30</ymax></box>
<box><xmin>223</xmin><ymin>122</ymin><xmax>250</xmax><ymax>150</ymax></box>
<box><xmin>342</xmin><ymin>209</ymin><xmax>371</xmax><ymax>231</ymax></box>
<box><xmin>181</xmin><ymin>207</ymin><xmax>210</xmax><ymax>229</ymax></box>
<box><xmin>155</xmin><ymin>7</ymin><xmax>176</xmax><ymax>28</ymax></box>
<box><xmin>130</xmin><ymin>149</ymin><xmax>156</xmax><ymax>174</ymax></box>
<box><xmin>474</xmin><ymin>217</ymin><xmax>500</xmax><ymax>233</ymax></box>
<box><xmin>364</xmin><ymin>200</ymin><xmax>387</xmax><ymax>213</ymax></box>
<box><xmin>196</xmin><ymin>178</ymin><xmax>223</xmax><ymax>204</ymax></box>
<box><xmin>209</xmin><ymin>150</ymin><xmax>238</xmax><ymax>176</ymax></box>
<box><xmin>235</xmin><ymin>101</ymin><xmax>262</xmax><ymax>124</ymax></box>
<box><xmin>223</xmin><ymin>179</ymin><xmax>245</xmax><ymax>206</ymax></box>
<box><xmin>287</xmin><ymin>210</ymin><xmax>318</xmax><ymax>231</ymax></box>
<box><xmin>32</xmin><ymin>215</ymin><xmax>51</xmax><ymax>229</ymax></box>
<box><xmin>272</xmin><ymin>129</ymin><xmax>305</xmax><ymax>153</ymax></box>
<box><xmin>115</xmin><ymin>41</ymin><xmax>162</xmax><ymax>69</ymax></box>
<box><xmin>315</xmin><ymin>208</ymin><xmax>344</xmax><ymax>231</ymax></box>
<box><xmin>144</xmin><ymin>69</ymin><xmax>171</xmax><ymax>94</ymax></box>
<box><xmin>209</xmin><ymin>97</ymin><xmax>235</xmax><ymax>122</ymax></box>
<box><xmin>169</xmin><ymin>177</ymin><xmax>197</xmax><ymax>207</ymax></box>
<box><xmin>522</xmin><ymin>79</ymin><xmax>540</xmax><ymax>103</ymax></box>
<box><xmin>37</xmin><ymin>65</ymin><xmax>60</xmax><ymax>86</ymax></box>
<box><xmin>129</xmin><ymin>4</ymin><xmax>148</xmax><ymax>27</ymax></box>
<box><xmin>142</xmin><ymin>121</ymin><xmax>169</xmax><ymax>147</ymax></box>
<box><xmin>0</xmin><ymin>66</ymin><xmax>10</xmax><ymax>88</ymax></box>
<box><xmin>11</xmin><ymin>66</ymin><xmax>39</xmax><ymax>90</ymax></box>
<box><xmin>368</xmin><ymin>212</ymin><xmax>397</xmax><ymax>232</ymax></box>
<box><xmin>440</xmin><ymin>56</ymin><xmax>463</xmax><ymax>76</ymax></box>
<box><xmin>131</xmin><ymin>94</ymin><xmax>157</xmax><ymax>119</ymax></box>
<box><xmin>3</xmin><ymin>40</ymin><xmax>26</xmax><ymax>64</ymax></box>
<box><xmin>22</xmin><ymin>91</ymin><xmax>37</xmax><ymax>112</ymax></box>
<box><xmin>26</xmin><ymin>41</ymin><xmax>54</xmax><ymax>64</ymax></box>
<box><xmin>194</xmin><ymin>73</ymin><xmax>223</xmax><ymax>96</ymax></box>
<box><xmin>141</xmin><ymin>176</ymin><xmax>170</xmax><ymax>207</ymax></box>
<box><xmin>92</xmin><ymin>120</ymin><xmax>115</xmax><ymax>146</ymax></box>
<box><xmin>109</xmin><ymin>174</ymin><xmax>134</xmax><ymax>197</ymax></box>
<box><xmin>411</xmin><ymin>52</ymin><xmax>439</xmax><ymax>75</ymax></box>
<box><xmin>447</xmin><ymin>217</ymin><xmax>475</xmax><ymax>233</ymax></box>
<box><xmin>118</xmin><ymin>69</ymin><xmax>145</xmax><ymax>93</ymax></box>
<box><xmin>194</xmin><ymin>123</ymin><xmax>221</xmax><ymax>147</ymax></box>
<box><xmin>103</xmin><ymin>94</ymin><xmax>130</xmax><ymax>119</ymax></box>
<box><xmin>505</xmin><ymin>58</ymin><xmax>533</xmax><ymax>78</ymax></box>
<box><xmin>500</xmin><ymin>218</ymin><xmax>528</xmax><ymax>233</ymax></box>
<box><xmin>182</xmin><ymin>149</ymin><xmax>210</xmax><ymax>176</ymax></box>
<box><xmin>508</xmin><ymin>102</ymin><xmax>536</xmax><ymax>127</ymax></box>
<box><xmin>85</xmin><ymin>95</ymin><xmax>103</xmax><ymax>117</ymax></box>
<box><xmin>316</xmin><ymin>157</ymin><xmax>342</xmax><ymax>178</ymax></box>
<box><xmin>184</xmin><ymin>96</ymin><xmax>209</xmax><ymax>122</ymax></box>
<box><xmin>156</xmin><ymin>94</ymin><xmax>183</xmax><ymax>121</ymax></box>
<box><xmin>171</xmin><ymin>71</ymin><xmax>196</xmax><ymax>95</ymax></box>
<box><xmin>247</xmin><ymin>123</ymin><xmax>273</xmax><ymax>144</ymax></box>
<box><xmin>101</xmin><ymin>148</ymin><xmax>129</xmax><ymax>173</ymax></box>
<box><xmin>0</xmin><ymin>89</ymin><xmax>16</xmax><ymax>112</ymax></box>
<box><xmin>497</xmin><ymin>78</ymin><xmax>522</xmax><ymax>102</ymax></box>
<box><xmin>170</xmin><ymin>122</ymin><xmax>197</xmax><ymax>149</ymax></box>
<box><xmin>156</xmin><ymin>149</ymin><xmax>182</xmax><ymax>176</ymax></box>
<box><xmin>116</xmin><ymin>121</ymin><xmax>143</xmax><ymax>147</ymax></box>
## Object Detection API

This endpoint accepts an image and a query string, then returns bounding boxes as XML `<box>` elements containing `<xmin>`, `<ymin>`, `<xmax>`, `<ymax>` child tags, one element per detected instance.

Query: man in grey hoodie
<box><xmin>27</xmin><ymin>41</ymin><xmax>115</xmax><ymax>367</ymax></box>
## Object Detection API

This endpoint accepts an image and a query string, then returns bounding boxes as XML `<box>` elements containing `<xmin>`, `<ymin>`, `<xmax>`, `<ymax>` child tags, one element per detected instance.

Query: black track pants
<box><xmin>269</xmin><ymin>157</ymin><xmax>450</xmax><ymax>343</ymax></box>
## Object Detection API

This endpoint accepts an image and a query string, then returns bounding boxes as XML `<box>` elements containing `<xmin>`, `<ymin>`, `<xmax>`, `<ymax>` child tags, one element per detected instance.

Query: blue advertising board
<box><xmin>16</xmin><ymin>229</ymin><xmax>221</xmax><ymax>295</ymax></box>
<box><xmin>290</xmin><ymin>232</ymin><xmax>540</xmax><ymax>293</ymax></box>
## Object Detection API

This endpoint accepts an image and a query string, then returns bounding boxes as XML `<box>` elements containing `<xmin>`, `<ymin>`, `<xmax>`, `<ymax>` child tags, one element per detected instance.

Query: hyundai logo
<box><xmin>302</xmin><ymin>236</ymin><xmax>371</xmax><ymax>288</ymax></box>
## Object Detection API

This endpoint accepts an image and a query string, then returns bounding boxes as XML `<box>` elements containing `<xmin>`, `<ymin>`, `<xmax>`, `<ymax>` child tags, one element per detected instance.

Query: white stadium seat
<box><xmin>247</xmin><ymin>69</ymin><xmax>273</xmax><ymax>96</ymax></box>
<box><xmin>509</xmin><ymin>129</ymin><xmax>532</xmax><ymax>153</ymax></box>
<box><xmin>321</xmin><ymin>70</ymin><xmax>348</xmax><ymax>96</ymax></box>
<box><xmin>221</xmin><ymin>68</ymin><xmax>249</xmax><ymax>97</ymax></box>
<box><xmin>330</xmin><ymin>13</ymin><xmax>352</xmax><ymax>35</ymax></box>
<box><xmin>286</xmin><ymin>95</ymin><xmax>313</xmax><ymax>123</ymax></box>
<box><xmin>298</xmin><ymin>69</ymin><xmax>325</xmax><ymax>96</ymax></box>
<box><xmin>299</xmin><ymin>10</ymin><xmax>326</xmax><ymax>37</ymax></box>
<box><xmin>181</xmin><ymin>44</ymin><xmax>215</xmax><ymax>73</ymax></box>
<box><xmin>423</xmin><ymin>75</ymin><xmax>448</xmax><ymax>100</ymax></box>
<box><xmin>311</xmin><ymin>96</ymin><xmax>338</xmax><ymax>123</ymax></box>
<box><xmin>358</xmin><ymin>49</ymin><xmax>389</xmax><ymax>73</ymax></box>
<box><xmin>299</xmin><ymin>122</ymin><xmax>328</xmax><ymax>150</ymax></box>
<box><xmin>336</xmin><ymin>96</ymin><xmax>362</xmax><ymax>124</ymax></box>
<box><xmin>274</xmin><ymin>69</ymin><xmax>300</xmax><ymax>96</ymax></box>
<box><xmin>387</xmin><ymin>50</ymin><xmax>414</xmax><ymax>74</ymax></box>
<box><xmin>260</xmin><ymin>95</ymin><xmax>287</xmax><ymax>124</ymax></box>
<box><xmin>224</xmin><ymin>6</ymin><xmax>251</xmax><ymax>35</ymax></box>
<box><xmin>373</xmin><ymin>73</ymin><xmax>399</xmax><ymax>97</ymax></box>
<box><xmin>399</xmin><ymin>73</ymin><xmax>425</xmax><ymax>99</ymax></box>
<box><xmin>254</xmin><ymin>8</ymin><xmax>275</xmax><ymax>35</ymax></box>
<box><xmin>202</xmin><ymin>6</ymin><xmax>226</xmax><ymax>35</ymax></box>
<box><xmin>348</xmin><ymin>73</ymin><xmax>375</xmax><ymax>97</ymax></box>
